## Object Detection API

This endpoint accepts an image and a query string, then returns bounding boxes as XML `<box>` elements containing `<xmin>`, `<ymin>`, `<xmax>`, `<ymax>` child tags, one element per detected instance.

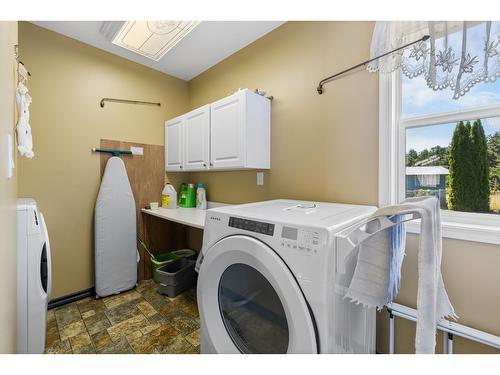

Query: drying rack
<box><xmin>336</xmin><ymin>211</ymin><xmax>500</xmax><ymax>354</ymax></box>
<box><xmin>386</xmin><ymin>302</ymin><xmax>500</xmax><ymax>354</ymax></box>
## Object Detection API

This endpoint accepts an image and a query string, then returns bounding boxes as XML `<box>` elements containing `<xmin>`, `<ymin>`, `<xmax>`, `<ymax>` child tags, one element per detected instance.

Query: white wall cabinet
<box><xmin>165</xmin><ymin>89</ymin><xmax>270</xmax><ymax>172</ymax></box>
<box><xmin>165</xmin><ymin>115</ymin><xmax>184</xmax><ymax>171</ymax></box>
<box><xmin>184</xmin><ymin>104</ymin><xmax>210</xmax><ymax>171</ymax></box>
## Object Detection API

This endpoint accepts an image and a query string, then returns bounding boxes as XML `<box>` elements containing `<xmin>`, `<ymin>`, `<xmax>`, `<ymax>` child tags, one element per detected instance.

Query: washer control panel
<box><xmin>280</xmin><ymin>226</ymin><xmax>321</xmax><ymax>255</ymax></box>
<box><xmin>229</xmin><ymin>216</ymin><xmax>275</xmax><ymax>236</ymax></box>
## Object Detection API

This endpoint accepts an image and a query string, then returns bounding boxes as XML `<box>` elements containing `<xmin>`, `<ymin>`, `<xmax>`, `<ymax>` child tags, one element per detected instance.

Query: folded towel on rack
<box><xmin>344</xmin><ymin>196</ymin><xmax>456</xmax><ymax>353</ymax></box>
<box><xmin>388</xmin><ymin>215</ymin><xmax>406</xmax><ymax>302</ymax></box>
<box><xmin>343</xmin><ymin>214</ymin><xmax>405</xmax><ymax>308</ymax></box>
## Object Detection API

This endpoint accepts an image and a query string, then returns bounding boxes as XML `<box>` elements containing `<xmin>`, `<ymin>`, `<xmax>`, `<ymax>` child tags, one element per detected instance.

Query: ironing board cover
<box><xmin>95</xmin><ymin>156</ymin><xmax>137</xmax><ymax>297</ymax></box>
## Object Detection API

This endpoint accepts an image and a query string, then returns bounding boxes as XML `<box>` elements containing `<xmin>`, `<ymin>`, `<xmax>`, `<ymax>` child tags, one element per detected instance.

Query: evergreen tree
<box><xmin>406</xmin><ymin>149</ymin><xmax>418</xmax><ymax>166</ymax></box>
<box><xmin>431</xmin><ymin>145</ymin><xmax>450</xmax><ymax>167</ymax></box>
<box><xmin>470</xmin><ymin>120</ymin><xmax>490</xmax><ymax>212</ymax></box>
<box><xmin>448</xmin><ymin>121</ymin><xmax>474</xmax><ymax>211</ymax></box>
<box><xmin>487</xmin><ymin>131</ymin><xmax>500</xmax><ymax>191</ymax></box>
<box><xmin>405</xmin><ymin>146</ymin><xmax>450</xmax><ymax>167</ymax></box>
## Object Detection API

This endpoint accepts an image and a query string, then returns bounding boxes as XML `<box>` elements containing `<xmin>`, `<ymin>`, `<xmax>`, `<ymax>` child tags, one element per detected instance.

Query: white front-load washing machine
<box><xmin>196</xmin><ymin>199</ymin><xmax>378</xmax><ymax>354</ymax></box>
<box><xmin>17</xmin><ymin>198</ymin><xmax>52</xmax><ymax>354</ymax></box>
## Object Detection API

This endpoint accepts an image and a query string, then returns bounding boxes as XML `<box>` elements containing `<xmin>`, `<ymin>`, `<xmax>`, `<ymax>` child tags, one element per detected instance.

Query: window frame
<box><xmin>379</xmin><ymin>70</ymin><xmax>500</xmax><ymax>245</ymax></box>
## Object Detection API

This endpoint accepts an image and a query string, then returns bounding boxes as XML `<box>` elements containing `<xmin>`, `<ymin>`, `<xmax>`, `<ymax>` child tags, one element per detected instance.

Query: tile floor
<box><xmin>45</xmin><ymin>280</ymin><xmax>200</xmax><ymax>354</ymax></box>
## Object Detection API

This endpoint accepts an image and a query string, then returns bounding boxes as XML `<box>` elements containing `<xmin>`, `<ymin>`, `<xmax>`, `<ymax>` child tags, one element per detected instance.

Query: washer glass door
<box><xmin>219</xmin><ymin>263</ymin><xmax>288</xmax><ymax>354</ymax></box>
<box><xmin>198</xmin><ymin>235</ymin><xmax>317</xmax><ymax>354</ymax></box>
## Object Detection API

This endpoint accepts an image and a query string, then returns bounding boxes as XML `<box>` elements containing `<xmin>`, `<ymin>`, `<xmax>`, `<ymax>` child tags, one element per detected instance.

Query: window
<box><xmin>379</xmin><ymin>57</ymin><xmax>500</xmax><ymax>245</ymax></box>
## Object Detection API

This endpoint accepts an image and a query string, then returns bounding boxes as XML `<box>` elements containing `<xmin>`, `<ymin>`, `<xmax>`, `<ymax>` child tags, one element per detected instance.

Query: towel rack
<box><xmin>92</xmin><ymin>148</ymin><xmax>132</xmax><ymax>157</ymax></box>
<box><xmin>336</xmin><ymin>211</ymin><xmax>420</xmax><ymax>274</ymax></box>
<box><xmin>99</xmin><ymin>98</ymin><xmax>161</xmax><ymax>108</ymax></box>
<box><xmin>387</xmin><ymin>302</ymin><xmax>500</xmax><ymax>353</ymax></box>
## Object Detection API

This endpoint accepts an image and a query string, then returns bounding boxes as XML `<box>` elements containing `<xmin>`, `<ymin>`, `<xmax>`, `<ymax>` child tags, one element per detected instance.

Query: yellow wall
<box><xmin>187</xmin><ymin>21</ymin><xmax>379</xmax><ymax>205</ymax></box>
<box><xmin>376</xmin><ymin>235</ymin><xmax>500</xmax><ymax>354</ymax></box>
<box><xmin>0</xmin><ymin>21</ymin><xmax>18</xmax><ymax>353</ymax></box>
<box><xmin>185</xmin><ymin>21</ymin><xmax>500</xmax><ymax>353</ymax></box>
<box><xmin>17</xmin><ymin>22</ymin><xmax>190</xmax><ymax>299</ymax></box>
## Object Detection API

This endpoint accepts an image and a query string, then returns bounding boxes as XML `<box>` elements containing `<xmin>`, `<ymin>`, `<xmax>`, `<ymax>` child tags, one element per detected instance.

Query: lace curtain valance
<box><xmin>368</xmin><ymin>21</ymin><xmax>500</xmax><ymax>99</ymax></box>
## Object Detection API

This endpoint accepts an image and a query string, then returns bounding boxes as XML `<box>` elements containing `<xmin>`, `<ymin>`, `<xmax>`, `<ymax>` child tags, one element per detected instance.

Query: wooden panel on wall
<box><xmin>142</xmin><ymin>215</ymin><xmax>189</xmax><ymax>280</ymax></box>
<box><xmin>99</xmin><ymin>139</ymin><xmax>165</xmax><ymax>281</ymax></box>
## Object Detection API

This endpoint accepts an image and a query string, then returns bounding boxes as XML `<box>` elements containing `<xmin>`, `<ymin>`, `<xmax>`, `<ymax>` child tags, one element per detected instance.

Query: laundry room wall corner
<box><xmin>0</xmin><ymin>21</ymin><xmax>18</xmax><ymax>353</ymax></box>
<box><xmin>17</xmin><ymin>22</ymin><xmax>190</xmax><ymax>299</ymax></box>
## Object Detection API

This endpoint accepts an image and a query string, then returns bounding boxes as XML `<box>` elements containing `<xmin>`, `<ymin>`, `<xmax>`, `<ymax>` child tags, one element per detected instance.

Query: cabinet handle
<box><xmin>203</xmin><ymin>163</ymin><xmax>207</xmax><ymax>167</ymax></box>
<box><xmin>180</xmin><ymin>165</ymin><xmax>183</xmax><ymax>169</ymax></box>
<box><xmin>210</xmin><ymin>163</ymin><xmax>213</xmax><ymax>167</ymax></box>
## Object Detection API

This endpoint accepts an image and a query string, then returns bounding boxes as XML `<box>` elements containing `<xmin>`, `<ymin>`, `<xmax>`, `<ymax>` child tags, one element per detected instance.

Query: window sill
<box><xmin>406</xmin><ymin>211</ymin><xmax>500</xmax><ymax>245</ymax></box>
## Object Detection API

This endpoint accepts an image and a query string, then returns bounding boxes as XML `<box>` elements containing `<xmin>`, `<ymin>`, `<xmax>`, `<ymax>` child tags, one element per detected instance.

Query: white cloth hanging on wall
<box><xmin>16</xmin><ymin>82</ymin><xmax>34</xmax><ymax>159</ymax></box>
<box><xmin>368</xmin><ymin>21</ymin><xmax>500</xmax><ymax>99</ymax></box>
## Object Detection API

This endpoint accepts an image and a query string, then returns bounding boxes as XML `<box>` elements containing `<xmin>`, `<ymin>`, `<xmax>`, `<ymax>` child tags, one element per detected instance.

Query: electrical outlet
<box><xmin>257</xmin><ymin>172</ymin><xmax>264</xmax><ymax>186</ymax></box>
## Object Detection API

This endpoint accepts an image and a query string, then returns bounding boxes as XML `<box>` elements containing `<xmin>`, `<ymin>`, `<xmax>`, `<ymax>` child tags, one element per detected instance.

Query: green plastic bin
<box><xmin>151</xmin><ymin>249</ymin><xmax>196</xmax><ymax>282</ymax></box>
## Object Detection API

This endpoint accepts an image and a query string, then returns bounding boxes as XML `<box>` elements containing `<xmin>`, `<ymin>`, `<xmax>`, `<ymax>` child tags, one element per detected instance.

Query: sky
<box><xmin>403</xmin><ymin>23</ymin><xmax>500</xmax><ymax>152</ymax></box>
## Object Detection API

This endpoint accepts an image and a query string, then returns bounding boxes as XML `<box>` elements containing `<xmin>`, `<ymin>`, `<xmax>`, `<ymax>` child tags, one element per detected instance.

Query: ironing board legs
<box><xmin>388</xmin><ymin>309</ymin><xmax>395</xmax><ymax>354</ymax></box>
<box><xmin>447</xmin><ymin>333</ymin><xmax>454</xmax><ymax>354</ymax></box>
<box><xmin>443</xmin><ymin>331</ymin><xmax>448</xmax><ymax>354</ymax></box>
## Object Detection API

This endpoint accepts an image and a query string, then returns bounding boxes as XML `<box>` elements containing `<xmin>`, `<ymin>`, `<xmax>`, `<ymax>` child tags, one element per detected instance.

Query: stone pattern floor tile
<box><xmin>59</xmin><ymin>320</ymin><xmax>87</xmax><ymax>341</ymax></box>
<box><xmin>45</xmin><ymin>339</ymin><xmax>72</xmax><ymax>354</ymax></box>
<box><xmin>185</xmin><ymin>329</ymin><xmax>200</xmax><ymax>347</ymax></box>
<box><xmin>105</xmin><ymin>300</ymin><xmax>142</xmax><ymax>325</ymax></box>
<box><xmin>107</xmin><ymin>314</ymin><xmax>149</xmax><ymax>342</ymax></box>
<box><xmin>44</xmin><ymin>281</ymin><xmax>200</xmax><ymax>354</ymax></box>
<box><xmin>45</xmin><ymin>320</ymin><xmax>60</xmax><ymax>347</ymax></box>
<box><xmin>83</xmin><ymin>312</ymin><xmax>111</xmax><ymax>336</ymax></box>
<box><xmin>70</xmin><ymin>332</ymin><xmax>95</xmax><ymax>354</ymax></box>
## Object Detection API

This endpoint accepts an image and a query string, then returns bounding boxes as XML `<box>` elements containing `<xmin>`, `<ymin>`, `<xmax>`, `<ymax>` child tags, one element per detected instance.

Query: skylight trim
<box><xmin>110</xmin><ymin>21</ymin><xmax>200</xmax><ymax>61</ymax></box>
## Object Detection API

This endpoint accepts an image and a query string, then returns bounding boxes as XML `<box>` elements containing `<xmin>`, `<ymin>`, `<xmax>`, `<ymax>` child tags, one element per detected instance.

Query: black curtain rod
<box><xmin>316</xmin><ymin>35</ymin><xmax>430</xmax><ymax>95</ymax></box>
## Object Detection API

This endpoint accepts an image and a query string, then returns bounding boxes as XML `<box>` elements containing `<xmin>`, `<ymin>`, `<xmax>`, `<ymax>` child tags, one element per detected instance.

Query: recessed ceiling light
<box><xmin>101</xmin><ymin>21</ymin><xmax>200</xmax><ymax>61</ymax></box>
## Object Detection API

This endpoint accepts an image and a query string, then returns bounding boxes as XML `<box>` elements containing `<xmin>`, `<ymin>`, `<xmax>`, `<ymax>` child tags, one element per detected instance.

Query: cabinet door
<box><xmin>184</xmin><ymin>105</ymin><xmax>210</xmax><ymax>171</ymax></box>
<box><xmin>210</xmin><ymin>92</ymin><xmax>245</xmax><ymax>169</ymax></box>
<box><xmin>165</xmin><ymin>115</ymin><xmax>184</xmax><ymax>171</ymax></box>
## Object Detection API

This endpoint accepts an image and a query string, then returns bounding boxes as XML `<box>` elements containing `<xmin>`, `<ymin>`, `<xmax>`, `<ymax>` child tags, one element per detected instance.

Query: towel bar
<box><xmin>99</xmin><ymin>97</ymin><xmax>161</xmax><ymax>108</ymax></box>
<box><xmin>387</xmin><ymin>302</ymin><xmax>500</xmax><ymax>353</ymax></box>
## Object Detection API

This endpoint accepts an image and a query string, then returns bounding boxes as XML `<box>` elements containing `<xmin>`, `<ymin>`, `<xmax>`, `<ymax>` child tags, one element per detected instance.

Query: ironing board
<box><xmin>95</xmin><ymin>156</ymin><xmax>137</xmax><ymax>297</ymax></box>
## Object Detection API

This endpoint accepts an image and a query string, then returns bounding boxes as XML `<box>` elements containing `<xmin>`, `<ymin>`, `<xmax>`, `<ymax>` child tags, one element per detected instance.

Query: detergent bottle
<box><xmin>185</xmin><ymin>183</ymin><xmax>196</xmax><ymax>208</ymax></box>
<box><xmin>178</xmin><ymin>183</ymin><xmax>188</xmax><ymax>207</ymax></box>
<box><xmin>196</xmin><ymin>183</ymin><xmax>207</xmax><ymax>210</ymax></box>
<box><xmin>161</xmin><ymin>183</ymin><xmax>177</xmax><ymax>209</ymax></box>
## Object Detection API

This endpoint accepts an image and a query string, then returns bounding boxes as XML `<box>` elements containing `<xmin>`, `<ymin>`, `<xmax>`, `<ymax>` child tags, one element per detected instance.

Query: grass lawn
<box><xmin>441</xmin><ymin>191</ymin><xmax>500</xmax><ymax>214</ymax></box>
<box><xmin>491</xmin><ymin>192</ymin><xmax>500</xmax><ymax>214</ymax></box>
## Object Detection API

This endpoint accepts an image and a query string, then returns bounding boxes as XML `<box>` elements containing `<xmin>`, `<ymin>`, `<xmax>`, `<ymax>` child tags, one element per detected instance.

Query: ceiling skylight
<box><xmin>108</xmin><ymin>21</ymin><xmax>200</xmax><ymax>61</ymax></box>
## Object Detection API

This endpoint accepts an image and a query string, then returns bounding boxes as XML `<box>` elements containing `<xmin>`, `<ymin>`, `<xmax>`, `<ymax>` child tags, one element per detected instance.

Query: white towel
<box><xmin>345</xmin><ymin>196</ymin><xmax>456</xmax><ymax>353</ymax></box>
<box><xmin>16</xmin><ymin>82</ymin><xmax>34</xmax><ymax>159</ymax></box>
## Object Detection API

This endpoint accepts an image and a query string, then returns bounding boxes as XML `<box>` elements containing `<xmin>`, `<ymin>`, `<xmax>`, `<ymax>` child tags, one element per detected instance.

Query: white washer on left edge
<box><xmin>17</xmin><ymin>198</ymin><xmax>52</xmax><ymax>354</ymax></box>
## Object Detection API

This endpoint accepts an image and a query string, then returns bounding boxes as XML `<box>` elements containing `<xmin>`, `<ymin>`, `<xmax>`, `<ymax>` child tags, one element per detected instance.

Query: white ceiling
<box><xmin>31</xmin><ymin>21</ymin><xmax>285</xmax><ymax>81</ymax></box>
